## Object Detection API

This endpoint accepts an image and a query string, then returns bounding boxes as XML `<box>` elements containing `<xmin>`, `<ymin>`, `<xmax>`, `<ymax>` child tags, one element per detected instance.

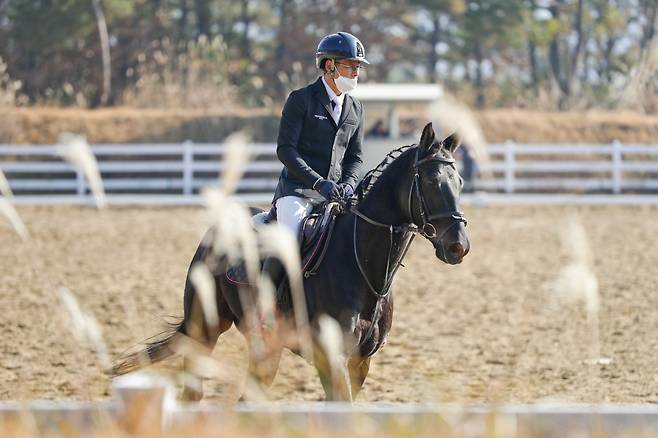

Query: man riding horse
<box><xmin>111</xmin><ymin>32</ymin><xmax>470</xmax><ymax>402</ymax></box>
<box><xmin>263</xmin><ymin>31</ymin><xmax>369</xmax><ymax>291</ymax></box>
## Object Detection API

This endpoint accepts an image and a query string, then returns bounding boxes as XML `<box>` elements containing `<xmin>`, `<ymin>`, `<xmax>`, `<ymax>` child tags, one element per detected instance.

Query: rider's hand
<box><xmin>339</xmin><ymin>183</ymin><xmax>354</xmax><ymax>199</ymax></box>
<box><xmin>314</xmin><ymin>179</ymin><xmax>341</xmax><ymax>200</ymax></box>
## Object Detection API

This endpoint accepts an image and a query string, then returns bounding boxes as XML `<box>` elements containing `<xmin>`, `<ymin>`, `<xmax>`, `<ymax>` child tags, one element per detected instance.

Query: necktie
<box><xmin>331</xmin><ymin>99</ymin><xmax>341</xmax><ymax>124</ymax></box>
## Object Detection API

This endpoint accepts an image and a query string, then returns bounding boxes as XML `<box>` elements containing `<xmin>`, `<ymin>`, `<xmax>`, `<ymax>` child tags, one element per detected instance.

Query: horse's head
<box><xmin>411</xmin><ymin>123</ymin><xmax>470</xmax><ymax>264</ymax></box>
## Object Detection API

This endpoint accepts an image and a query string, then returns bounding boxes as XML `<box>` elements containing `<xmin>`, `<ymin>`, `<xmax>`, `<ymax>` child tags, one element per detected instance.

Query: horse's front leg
<box><xmin>347</xmin><ymin>356</ymin><xmax>371</xmax><ymax>398</ymax></box>
<box><xmin>313</xmin><ymin>347</ymin><xmax>353</xmax><ymax>401</ymax></box>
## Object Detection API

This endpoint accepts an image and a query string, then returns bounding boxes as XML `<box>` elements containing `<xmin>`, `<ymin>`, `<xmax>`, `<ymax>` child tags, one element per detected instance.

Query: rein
<box><xmin>349</xmin><ymin>146</ymin><xmax>467</xmax><ymax>356</ymax></box>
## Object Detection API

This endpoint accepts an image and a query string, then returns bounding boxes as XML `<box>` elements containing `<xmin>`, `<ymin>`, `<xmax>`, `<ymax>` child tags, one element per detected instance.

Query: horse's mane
<box><xmin>355</xmin><ymin>144</ymin><xmax>416</xmax><ymax>203</ymax></box>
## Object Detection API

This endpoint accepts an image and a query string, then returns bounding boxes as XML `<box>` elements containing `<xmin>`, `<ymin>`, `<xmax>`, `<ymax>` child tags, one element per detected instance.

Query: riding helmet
<box><xmin>315</xmin><ymin>32</ymin><xmax>370</xmax><ymax>70</ymax></box>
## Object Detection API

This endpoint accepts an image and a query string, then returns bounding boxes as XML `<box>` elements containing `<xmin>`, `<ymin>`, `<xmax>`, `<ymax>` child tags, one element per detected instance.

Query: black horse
<box><xmin>111</xmin><ymin>122</ymin><xmax>470</xmax><ymax>401</ymax></box>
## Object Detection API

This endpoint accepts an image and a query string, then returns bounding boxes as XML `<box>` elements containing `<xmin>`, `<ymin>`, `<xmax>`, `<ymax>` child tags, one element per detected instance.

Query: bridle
<box><xmin>350</xmin><ymin>145</ymin><xmax>468</xmax><ymax>355</ymax></box>
<box><xmin>409</xmin><ymin>148</ymin><xmax>467</xmax><ymax>241</ymax></box>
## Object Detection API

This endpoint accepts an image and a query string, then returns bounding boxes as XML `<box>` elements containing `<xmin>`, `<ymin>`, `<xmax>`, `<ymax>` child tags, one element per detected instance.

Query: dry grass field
<box><xmin>1</xmin><ymin>107</ymin><xmax>657</xmax><ymax>144</ymax></box>
<box><xmin>1</xmin><ymin>204</ymin><xmax>657</xmax><ymax>404</ymax></box>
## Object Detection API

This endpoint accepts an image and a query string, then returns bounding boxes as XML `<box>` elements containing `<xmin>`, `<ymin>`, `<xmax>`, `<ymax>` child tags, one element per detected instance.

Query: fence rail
<box><xmin>1</xmin><ymin>141</ymin><xmax>657</xmax><ymax>205</ymax></box>
<box><xmin>2</xmin><ymin>400</ymin><xmax>658</xmax><ymax>436</ymax></box>
<box><xmin>479</xmin><ymin>141</ymin><xmax>658</xmax><ymax>194</ymax></box>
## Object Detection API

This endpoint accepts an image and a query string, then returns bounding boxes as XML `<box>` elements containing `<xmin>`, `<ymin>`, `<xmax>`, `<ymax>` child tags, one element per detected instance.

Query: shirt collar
<box><xmin>321</xmin><ymin>76</ymin><xmax>345</xmax><ymax>107</ymax></box>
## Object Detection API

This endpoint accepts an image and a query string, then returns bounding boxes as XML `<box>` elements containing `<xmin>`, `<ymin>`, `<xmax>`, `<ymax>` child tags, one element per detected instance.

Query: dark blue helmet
<box><xmin>315</xmin><ymin>32</ymin><xmax>370</xmax><ymax>70</ymax></box>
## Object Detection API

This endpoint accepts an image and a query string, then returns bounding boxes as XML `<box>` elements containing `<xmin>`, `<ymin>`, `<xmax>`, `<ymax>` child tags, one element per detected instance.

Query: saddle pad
<box><xmin>298</xmin><ymin>203</ymin><xmax>340</xmax><ymax>277</ymax></box>
<box><xmin>225</xmin><ymin>260</ymin><xmax>261</xmax><ymax>286</ymax></box>
<box><xmin>225</xmin><ymin>202</ymin><xmax>340</xmax><ymax>285</ymax></box>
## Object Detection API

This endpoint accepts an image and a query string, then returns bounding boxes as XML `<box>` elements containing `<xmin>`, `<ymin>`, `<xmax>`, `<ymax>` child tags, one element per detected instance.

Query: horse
<box><xmin>111</xmin><ymin>122</ymin><xmax>470</xmax><ymax>401</ymax></box>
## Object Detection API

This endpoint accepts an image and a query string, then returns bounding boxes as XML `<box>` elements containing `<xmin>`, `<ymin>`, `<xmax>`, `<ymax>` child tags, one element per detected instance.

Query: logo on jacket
<box><xmin>314</xmin><ymin>114</ymin><xmax>328</xmax><ymax>120</ymax></box>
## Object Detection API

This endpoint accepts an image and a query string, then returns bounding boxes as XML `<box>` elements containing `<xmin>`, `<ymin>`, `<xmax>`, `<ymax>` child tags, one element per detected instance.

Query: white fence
<box><xmin>476</xmin><ymin>141</ymin><xmax>658</xmax><ymax>194</ymax></box>
<box><xmin>2</xmin><ymin>400</ymin><xmax>658</xmax><ymax>436</ymax></box>
<box><xmin>1</xmin><ymin>141</ymin><xmax>657</xmax><ymax>205</ymax></box>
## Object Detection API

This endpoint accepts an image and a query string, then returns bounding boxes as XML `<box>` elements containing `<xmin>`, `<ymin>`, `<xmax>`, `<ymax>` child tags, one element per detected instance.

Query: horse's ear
<box><xmin>419</xmin><ymin>122</ymin><xmax>436</xmax><ymax>155</ymax></box>
<box><xmin>442</xmin><ymin>133</ymin><xmax>462</xmax><ymax>154</ymax></box>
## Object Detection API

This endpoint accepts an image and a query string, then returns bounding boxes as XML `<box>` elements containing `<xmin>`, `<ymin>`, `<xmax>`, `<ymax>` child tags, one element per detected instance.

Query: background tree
<box><xmin>0</xmin><ymin>0</ymin><xmax>655</xmax><ymax>111</ymax></box>
<box><xmin>407</xmin><ymin>0</ymin><xmax>466</xmax><ymax>83</ymax></box>
<box><xmin>457</xmin><ymin>0</ymin><xmax>524</xmax><ymax>108</ymax></box>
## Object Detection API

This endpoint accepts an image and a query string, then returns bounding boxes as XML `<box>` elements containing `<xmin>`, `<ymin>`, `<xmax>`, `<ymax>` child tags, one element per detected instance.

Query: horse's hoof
<box><xmin>180</xmin><ymin>389</ymin><xmax>203</xmax><ymax>402</ymax></box>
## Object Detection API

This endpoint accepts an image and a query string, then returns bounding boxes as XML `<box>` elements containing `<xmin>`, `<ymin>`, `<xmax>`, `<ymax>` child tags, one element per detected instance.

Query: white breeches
<box><xmin>275</xmin><ymin>196</ymin><xmax>314</xmax><ymax>238</ymax></box>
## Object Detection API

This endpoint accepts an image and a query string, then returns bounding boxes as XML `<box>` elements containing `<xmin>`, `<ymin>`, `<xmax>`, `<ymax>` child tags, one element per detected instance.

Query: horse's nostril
<box><xmin>449</xmin><ymin>242</ymin><xmax>464</xmax><ymax>257</ymax></box>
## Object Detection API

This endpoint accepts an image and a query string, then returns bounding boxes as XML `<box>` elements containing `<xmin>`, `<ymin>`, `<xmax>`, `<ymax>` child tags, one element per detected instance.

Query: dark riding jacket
<box><xmin>272</xmin><ymin>77</ymin><xmax>365</xmax><ymax>203</ymax></box>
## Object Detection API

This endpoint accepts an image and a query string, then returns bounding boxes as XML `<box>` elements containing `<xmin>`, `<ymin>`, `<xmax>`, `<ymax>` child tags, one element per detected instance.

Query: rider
<box><xmin>264</xmin><ymin>31</ymin><xmax>369</xmax><ymax>290</ymax></box>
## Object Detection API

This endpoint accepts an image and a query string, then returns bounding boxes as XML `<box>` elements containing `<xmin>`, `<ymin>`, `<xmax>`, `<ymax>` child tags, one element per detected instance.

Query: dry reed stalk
<box><xmin>0</xmin><ymin>168</ymin><xmax>13</xmax><ymax>199</ymax></box>
<box><xmin>170</xmin><ymin>334</ymin><xmax>267</xmax><ymax>401</ymax></box>
<box><xmin>202</xmin><ymin>188</ymin><xmax>263</xmax><ymax>343</ymax></box>
<box><xmin>0</xmin><ymin>197</ymin><xmax>29</xmax><ymax>240</ymax></box>
<box><xmin>189</xmin><ymin>262</ymin><xmax>219</xmax><ymax>328</ymax></box>
<box><xmin>56</xmin><ymin>288</ymin><xmax>104</xmax><ymax>399</ymax></box>
<box><xmin>58</xmin><ymin>287</ymin><xmax>111</xmax><ymax>370</ymax></box>
<box><xmin>197</xmin><ymin>132</ymin><xmax>282</xmax><ymax>398</ymax></box>
<box><xmin>544</xmin><ymin>217</ymin><xmax>607</xmax><ymax>364</ymax></box>
<box><xmin>427</xmin><ymin>97</ymin><xmax>490</xmax><ymax>175</ymax></box>
<box><xmin>219</xmin><ymin>131</ymin><xmax>250</xmax><ymax>195</ymax></box>
<box><xmin>256</xmin><ymin>223</ymin><xmax>313</xmax><ymax>362</ymax></box>
<box><xmin>256</xmin><ymin>276</ymin><xmax>276</xmax><ymax>330</ymax></box>
<box><xmin>56</xmin><ymin>133</ymin><xmax>150</xmax><ymax>344</ymax></box>
<box><xmin>317</xmin><ymin>314</ymin><xmax>349</xmax><ymax>398</ymax></box>
<box><xmin>56</xmin><ymin>132</ymin><xmax>106</xmax><ymax>208</ymax></box>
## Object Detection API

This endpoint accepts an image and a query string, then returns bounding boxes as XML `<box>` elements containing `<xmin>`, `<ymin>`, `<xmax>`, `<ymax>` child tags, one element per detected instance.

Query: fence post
<box><xmin>611</xmin><ymin>140</ymin><xmax>622</xmax><ymax>194</ymax></box>
<box><xmin>112</xmin><ymin>373</ymin><xmax>174</xmax><ymax>433</ymax></box>
<box><xmin>504</xmin><ymin>140</ymin><xmax>515</xmax><ymax>194</ymax></box>
<box><xmin>76</xmin><ymin>169</ymin><xmax>86</xmax><ymax>200</ymax></box>
<box><xmin>182</xmin><ymin>140</ymin><xmax>193</xmax><ymax>196</ymax></box>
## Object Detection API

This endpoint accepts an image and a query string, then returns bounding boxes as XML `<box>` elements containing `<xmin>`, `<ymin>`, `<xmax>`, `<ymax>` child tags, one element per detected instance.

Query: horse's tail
<box><xmin>109</xmin><ymin>319</ymin><xmax>185</xmax><ymax>376</ymax></box>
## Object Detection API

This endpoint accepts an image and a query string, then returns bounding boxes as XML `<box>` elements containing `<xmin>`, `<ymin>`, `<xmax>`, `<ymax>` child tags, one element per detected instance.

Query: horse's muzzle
<box><xmin>434</xmin><ymin>236</ymin><xmax>469</xmax><ymax>264</ymax></box>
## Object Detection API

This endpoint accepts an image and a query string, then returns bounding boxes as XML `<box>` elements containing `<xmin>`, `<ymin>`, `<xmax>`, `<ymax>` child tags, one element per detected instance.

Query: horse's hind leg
<box><xmin>347</xmin><ymin>356</ymin><xmax>371</xmax><ymax>399</ymax></box>
<box><xmin>180</xmin><ymin>316</ymin><xmax>233</xmax><ymax>401</ymax></box>
<box><xmin>179</xmin><ymin>272</ymin><xmax>235</xmax><ymax>401</ymax></box>
<box><xmin>240</xmin><ymin>337</ymin><xmax>282</xmax><ymax>400</ymax></box>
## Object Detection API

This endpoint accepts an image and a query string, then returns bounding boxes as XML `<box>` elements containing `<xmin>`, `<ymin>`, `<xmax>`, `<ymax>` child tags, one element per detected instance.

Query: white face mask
<box><xmin>334</xmin><ymin>72</ymin><xmax>358</xmax><ymax>93</ymax></box>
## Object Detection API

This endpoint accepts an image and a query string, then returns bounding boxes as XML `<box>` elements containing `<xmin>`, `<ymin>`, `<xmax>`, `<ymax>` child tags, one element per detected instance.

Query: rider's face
<box><xmin>333</xmin><ymin>60</ymin><xmax>363</xmax><ymax>78</ymax></box>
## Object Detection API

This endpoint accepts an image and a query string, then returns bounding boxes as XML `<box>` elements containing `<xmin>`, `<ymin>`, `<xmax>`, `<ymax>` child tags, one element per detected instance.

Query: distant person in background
<box><xmin>458</xmin><ymin>144</ymin><xmax>478</xmax><ymax>192</ymax></box>
<box><xmin>366</xmin><ymin>118</ymin><xmax>389</xmax><ymax>138</ymax></box>
<box><xmin>264</xmin><ymin>31</ymin><xmax>369</xmax><ymax>290</ymax></box>
<box><xmin>434</xmin><ymin>125</ymin><xmax>477</xmax><ymax>192</ymax></box>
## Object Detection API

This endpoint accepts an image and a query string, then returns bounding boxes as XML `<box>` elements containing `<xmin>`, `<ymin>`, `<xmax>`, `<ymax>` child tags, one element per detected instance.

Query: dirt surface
<box><xmin>1</xmin><ymin>204</ymin><xmax>657</xmax><ymax>403</ymax></box>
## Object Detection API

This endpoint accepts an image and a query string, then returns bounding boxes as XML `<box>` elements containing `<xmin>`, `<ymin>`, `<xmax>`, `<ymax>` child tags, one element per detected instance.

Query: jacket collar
<box><xmin>312</xmin><ymin>77</ymin><xmax>353</xmax><ymax>128</ymax></box>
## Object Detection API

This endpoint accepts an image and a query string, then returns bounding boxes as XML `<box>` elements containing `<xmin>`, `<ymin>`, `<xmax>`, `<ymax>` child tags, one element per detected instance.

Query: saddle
<box><xmin>225</xmin><ymin>201</ymin><xmax>342</xmax><ymax>286</ymax></box>
<box><xmin>298</xmin><ymin>201</ymin><xmax>342</xmax><ymax>278</ymax></box>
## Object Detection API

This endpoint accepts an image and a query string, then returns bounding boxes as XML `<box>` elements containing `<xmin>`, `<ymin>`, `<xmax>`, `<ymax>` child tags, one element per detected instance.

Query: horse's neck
<box><xmin>348</xmin><ymin>150</ymin><xmax>416</xmax><ymax>294</ymax></box>
<box><xmin>358</xmin><ymin>150</ymin><xmax>415</xmax><ymax>226</ymax></box>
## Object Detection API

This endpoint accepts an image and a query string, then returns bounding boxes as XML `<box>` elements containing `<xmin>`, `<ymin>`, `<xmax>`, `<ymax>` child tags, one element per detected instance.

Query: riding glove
<box><xmin>314</xmin><ymin>179</ymin><xmax>341</xmax><ymax>200</ymax></box>
<box><xmin>339</xmin><ymin>183</ymin><xmax>354</xmax><ymax>199</ymax></box>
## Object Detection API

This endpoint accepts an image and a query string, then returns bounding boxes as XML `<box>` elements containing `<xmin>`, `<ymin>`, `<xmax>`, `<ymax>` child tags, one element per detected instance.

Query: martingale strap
<box><xmin>350</xmin><ymin>211</ymin><xmax>416</xmax><ymax>357</ymax></box>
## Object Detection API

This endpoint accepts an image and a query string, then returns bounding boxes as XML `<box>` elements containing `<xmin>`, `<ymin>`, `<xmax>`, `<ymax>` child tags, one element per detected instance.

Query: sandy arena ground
<box><xmin>1</xmin><ymin>204</ymin><xmax>657</xmax><ymax>403</ymax></box>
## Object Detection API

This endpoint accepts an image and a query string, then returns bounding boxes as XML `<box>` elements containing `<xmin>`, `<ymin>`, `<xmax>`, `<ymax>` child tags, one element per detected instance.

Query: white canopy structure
<box><xmin>350</xmin><ymin>83</ymin><xmax>443</xmax><ymax>139</ymax></box>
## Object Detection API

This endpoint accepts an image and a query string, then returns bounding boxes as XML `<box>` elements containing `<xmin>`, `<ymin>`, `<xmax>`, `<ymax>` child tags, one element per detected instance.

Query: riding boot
<box><xmin>261</xmin><ymin>257</ymin><xmax>285</xmax><ymax>296</ymax></box>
